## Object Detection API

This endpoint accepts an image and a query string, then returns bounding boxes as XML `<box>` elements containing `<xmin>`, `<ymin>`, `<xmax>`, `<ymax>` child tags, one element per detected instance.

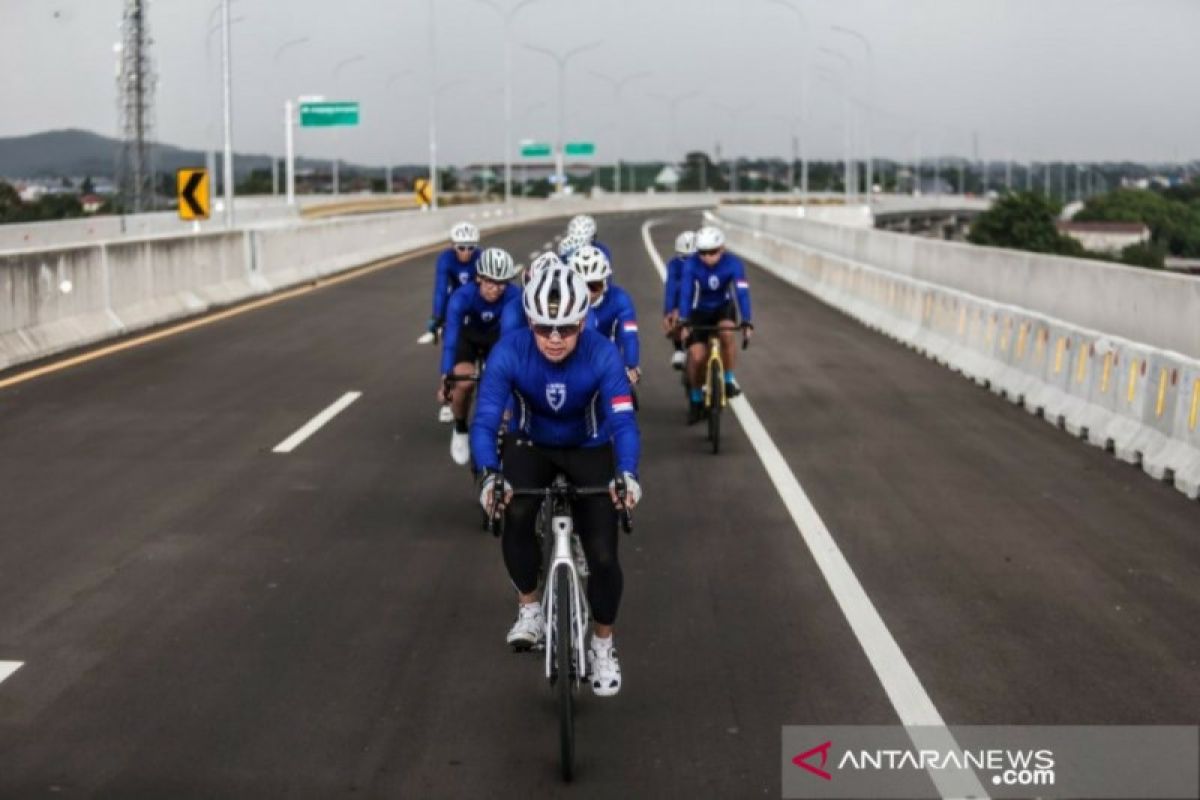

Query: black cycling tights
<box><xmin>500</xmin><ymin>439</ymin><xmax>623</xmax><ymax>626</ymax></box>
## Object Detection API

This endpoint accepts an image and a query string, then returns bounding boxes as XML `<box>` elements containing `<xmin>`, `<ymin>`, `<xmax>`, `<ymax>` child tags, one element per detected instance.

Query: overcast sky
<box><xmin>2</xmin><ymin>0</ymin><xmax>1197</xmax><ymax>166</ymax></box>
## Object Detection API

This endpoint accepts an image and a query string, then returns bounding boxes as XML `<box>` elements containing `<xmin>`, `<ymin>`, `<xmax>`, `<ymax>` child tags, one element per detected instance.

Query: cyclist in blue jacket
<box><xmin>473</xmin><ymin>265</ymin><xmax>641</xmax><ymax>697</ymax></box>
<box><xmin>569</xmin><ymin>245</ymin><xmax>640</xmax><ymax>385</ymax></box>
<box><xmin>422</xmin><ymin>221</ymin><xmax>482</xmax><ymax>345</ymax></box>
<box><xmin>678</xmin><ymin>225</ymin><xmax>754</xmax><ymax>423</ymax></box>
<box><xmin>662</xmin><ymin>230</ymin><xmax>695</xmax><ymax>370</ymax></box>
<box><xmin>439</xmin><ymin>247</ymin><xmax>522</xmax><ymax>464</ymax></box>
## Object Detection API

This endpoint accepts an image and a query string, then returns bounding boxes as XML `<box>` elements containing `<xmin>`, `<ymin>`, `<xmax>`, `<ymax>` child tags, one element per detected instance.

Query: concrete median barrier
<box><xmin>1</xmin><ymin>195</ymin><xmax>711</xmax><ymax>373</ymax></box>
<box><xmin>713</xmin><ymin>206</ymin><xmax>1200</xmax><ymax>500</ymax></box>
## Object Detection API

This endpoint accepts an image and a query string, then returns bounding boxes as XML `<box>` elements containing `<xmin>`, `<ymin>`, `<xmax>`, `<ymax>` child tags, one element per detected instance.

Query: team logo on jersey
<box><xmin>708</xmin><ymin>275</ymin><xmax>720</xmax><ymax>290</ymax></box>
<box><xmin>546</xmin><ymin>382</ymin><xmax>567</xmax><ymax>411</ymax></box>
<box><xmin>458</xmin><ymin>274</ymin><xmax>470</xmax><ymax>284</ymax></box>
<box><xmin>481</xmin><ymin>311</ymin><xmax>495</xmax><ymax>322</ymax></box>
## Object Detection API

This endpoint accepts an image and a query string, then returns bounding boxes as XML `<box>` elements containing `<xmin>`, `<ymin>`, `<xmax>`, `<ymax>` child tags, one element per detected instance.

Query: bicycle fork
<box><xmin>543</xmin><ymin>514</ymin><xmax>589</xmax><ymax>685</ymax></box>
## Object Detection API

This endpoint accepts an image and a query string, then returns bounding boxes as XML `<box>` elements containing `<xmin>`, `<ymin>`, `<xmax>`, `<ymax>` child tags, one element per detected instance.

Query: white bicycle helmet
<box><xmin>557</xmin><ymin>233</ymin><xmax>587</xmax><ymax>259</ymax></box>
<box><xmin>567</xmin><ymin>245</ymin><xmax>612</xmax><ymax>283</ymax></box>
<box><xmin>674</xmin><ymin>230</ymin><xmax>697</xmax><ymax>256</ymax></box>
<box><xmin>694</xmin><ymin>225</ymin><xmax>725</xmax><ymax>251</ymax></box>
<box><xmin>567</xmin><ymin>214</ymin><xmax>597</xmax><ymax>241</ymax></box>
<box><xmin>523</xmin><ymin>265</ymin><xmax>591</xmax><ymax>326</ymax></box>
<box><xmin>476</xmin><ymin>247</ymin><xmax>519</xmax><ymax>281</ymax></box>
<box><xmin>527</xmin><ymin>251</ymin><xmax>563</xmax><ymax>284</ymax></box>
<box><xmin>450</xmin><ymin>221</ymin><xmax>480</xmax><ymax>245</ymax></box>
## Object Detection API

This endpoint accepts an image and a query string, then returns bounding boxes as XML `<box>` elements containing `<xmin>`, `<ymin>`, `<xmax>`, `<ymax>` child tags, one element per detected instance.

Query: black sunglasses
<box><xmin>586</xmin><ymin>281</ymin><xmax>606</xmax><ymax>293</ymax></box>
<box><xmin>455</xmin><ymin>244</ymin><xmax>476</xmax><ymax>252</ymax></box>
<box><xmin>698</xmin><ymin>248</ymin><xmax>722</xmax><ymax>257</ymax></box>
<box><xmin>532</xmin><ymin>322</ymin><xmax>582</xmax><ymax>339</ymax></box>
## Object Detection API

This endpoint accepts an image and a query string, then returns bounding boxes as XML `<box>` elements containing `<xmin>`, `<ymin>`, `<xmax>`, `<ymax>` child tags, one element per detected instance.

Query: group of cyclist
<box><xmin>421</xmin><ymin>213</ymin><xmax>753</xmax><ymax>698</ymax></box>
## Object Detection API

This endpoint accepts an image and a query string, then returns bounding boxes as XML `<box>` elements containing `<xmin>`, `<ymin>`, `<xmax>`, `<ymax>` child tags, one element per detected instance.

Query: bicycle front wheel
<box><xmin>555</xmin><ymin>567</ymin><xmax>576</xmax><ymax>781</ymax></box>
<box><xmin>708</xmin><ymin>359</ymin><xmax>722</xmax><ymax>454</ymax></box>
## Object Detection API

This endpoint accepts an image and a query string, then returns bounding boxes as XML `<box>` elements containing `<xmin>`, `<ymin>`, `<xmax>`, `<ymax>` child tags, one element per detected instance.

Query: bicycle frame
<box><xmin>543</xmin><ymin>500</ymin><xmax>590</xmax><ymax>685</ymax></box>
<box><xmin>703</xmin><ymin>333</ymin><xmax>727</xmax><ymax>411</ymax></box>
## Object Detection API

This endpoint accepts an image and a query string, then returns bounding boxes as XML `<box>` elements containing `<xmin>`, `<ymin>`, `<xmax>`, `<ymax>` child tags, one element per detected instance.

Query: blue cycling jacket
<box><xmin>677</xmin><ymin>251</ymin><xmax>753</xmax><ymax>322</ymax></box>
<box><xmin>589</xmin><ymin>284</ymin><xmax>639</xmax><ymax>370</ymax></box>
<box><xmin>663</xmin><ymin>255</ymin><xmax>687</xmax><ymax>315</ymax></box>
<box><xmin>500</xmin><ymin>296</ymin><xmax>528</xmax><ymax>335</ymax></box>
<box><xmin>440</xmin><ymin>282</ymin><xmax>522</xmax><ymax>375</ymax></box>
<box><xmin>470</xmin><ymin>328</ymin><xmax>640</xmax><ymax>476</ymax></box>
<box><xmin>431</xmin><ymin>247</ymin><xmax>481</xmax><ymax>321</ymax></box>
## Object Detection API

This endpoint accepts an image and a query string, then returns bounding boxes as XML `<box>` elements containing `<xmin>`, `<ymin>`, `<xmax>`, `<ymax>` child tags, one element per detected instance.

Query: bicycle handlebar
<box><xmin>485</xmin><ymin>476</ymin><xmax>634</xmax><ymax>537</ymax></box>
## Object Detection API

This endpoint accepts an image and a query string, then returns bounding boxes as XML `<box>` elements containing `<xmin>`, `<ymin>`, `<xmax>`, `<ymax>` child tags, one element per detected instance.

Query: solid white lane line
<box><xmin>0</xmin><ymin>661</ymin><xmax>22</xmax><ymax>685</ymax></box>
<box><xmin>272</xmin><ymin>391</ymin><xmax>362</xmax><ymax>454</ymax></box>
<box><xmin>640</xmin><ymin>219</ymin><xmax>989</xmax><ymax>800</ymax></box>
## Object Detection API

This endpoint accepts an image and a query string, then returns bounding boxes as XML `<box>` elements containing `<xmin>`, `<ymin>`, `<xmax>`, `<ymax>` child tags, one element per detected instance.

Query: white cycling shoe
<box><xmin>438</xmin><ymin>405</ymin><xmax>454</xmax><ymax>423</ymax></box>
<box><xmin>671</xmin><ymin>350</ymin><xmax>686</xmax><ymax>370</ymax></box>
<box><xmin>417</xmin><ymin>331</ymin><xmax>436</xmax><ymax>345</ymax></box>
<box><xmin>450</xmin><ymin>430</ymin><xmax>470</xmax><ymax>465</ymax></box>
<box><xmin>587</xmin><ymin>639</ymin><xmax>622</xmax><ymax>697</ymax></box>
<box><xmin>506</xmin><ymin>603</ymin><xmax>545</xmax><ymax>651</ymax></box>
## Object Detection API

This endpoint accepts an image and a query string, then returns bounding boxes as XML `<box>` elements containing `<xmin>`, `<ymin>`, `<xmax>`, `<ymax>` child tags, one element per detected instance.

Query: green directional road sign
<box><xmin>564</xmin><ymin>141</ymin><xmax>595</xmax><ymax>157</ymax></box>
<box><xmin>299</xmin><ymin>101</ymin><xmax>360</xmax><ymax>127</ymax></box>
<box><xmin>520</xmin><ymin>142</ymin><xmax>552</xmax><ymax>158</ymax></box>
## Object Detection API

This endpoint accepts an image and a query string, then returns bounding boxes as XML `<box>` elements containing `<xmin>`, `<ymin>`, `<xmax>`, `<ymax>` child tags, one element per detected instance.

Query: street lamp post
<box><xmin>272</xmin><ymin>36</ymin><xmax>310</xmax><ymax>197</ymax></box>
<box><xmin>205</xmin><ymin>11</ymin><xmax>244</xmax><ymax>210</ymax></box>
<box><xmin>832</xmin><ymin>25</ymin><xmax>874</xmax><ymax>202</ymax></box>
<box><xmin>765</xmin><ymin>0</ymin><xmax>809</xmax><ymax>202</ymax></box>
<box><xmin>220</xmin><ymin>0</ymin><xmax>235</xmax><ymax>226</ymax></box>
<box><xmin>428</xmin><ymin>78</ymin><xmax>468</xmax><ymax>207</ymax></box>
<box><xmin>590</xmin><ymin>70</ymin><xmax>651</xmax><ymax>194</ymax></box>
<box><xmin>391</xmin><ymin>69</ymin><xmax>420</xmax><ymax>194</ymax></box>
<box><xmin>648</xmin><ymin>90</ymin><xmax>700</xmax><ymax>192</ymax></box>
<box><xmin>473</xmin><ymin>0</ymin><xmax>542</xmax><ymax>204</ymax></box>
<box><xmin>712</xmin><ymin>101</ymin><xmax>752</xmax><ymax>193</ymax></box>
<box><xmin>522</xmin><ymin>41</ymin><xmax>601</xmax><ymax>196</ymax></box>
<box><xmin>331</xmin><ymin>54</ymin><xmax>366</xmax><ymax>196</ymax></box>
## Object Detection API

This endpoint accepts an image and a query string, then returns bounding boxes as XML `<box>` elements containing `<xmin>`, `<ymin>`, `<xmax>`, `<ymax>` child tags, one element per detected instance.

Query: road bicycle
<box><xmin>488</xmin><ymin>474</ymin><xmax>632</xmax><ymax>781</ymax></box>
<box><xmin>680</xmin><ymin>323</ymin><xmax>749</xmax><ymax>454</ymax></box>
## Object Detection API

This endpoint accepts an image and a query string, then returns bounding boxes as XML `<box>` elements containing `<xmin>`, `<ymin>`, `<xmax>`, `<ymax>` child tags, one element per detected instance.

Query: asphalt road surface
<box><xmin>0</xmin><ymin>210</ymin><xmax>1196</xmax><ymax>797</ymax></box>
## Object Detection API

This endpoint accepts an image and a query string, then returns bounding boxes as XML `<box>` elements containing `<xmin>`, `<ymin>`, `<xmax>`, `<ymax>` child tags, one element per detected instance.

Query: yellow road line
<box><xmin>0</xmin><ymin>243</ymin><xmax>443</xmax><ymax>391</ymax></box>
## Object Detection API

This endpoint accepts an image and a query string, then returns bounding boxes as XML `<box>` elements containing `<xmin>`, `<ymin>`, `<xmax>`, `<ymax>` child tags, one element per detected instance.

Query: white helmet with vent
<box><xmin>523</xmin><ymin>265</ymin><xmax>591</xmax><ymax>326</ymax></box>
<box><xmin>476</xmin><ymin>247</ymin><xmax>519</xmax><ymax>281</ymax></box>
<box><xmin>675</xmin><ymin>230</ymin><xmax>697</xmax><ymax>255</ymax></box>
<box><xmin>567</xmin><ymin>245</ymin><xmax>612</xmax><ymax>283</ymax></box>
<box><xmin>567</xmin><ymin>214</ymin><xmax>597</xmax><ymax>241</ymax></box>
<box><xmin>557</xmin><ymin>233</ymin><xmax>587</xmax><ymax>259</ymax></box>
<box><xmin>527</xmin><ymin>251</ymin><xmax>563</xmax><ymax>284</ymax></box>
<box><xmin>450</xmin><ymin>221</ymin><xmax>480</xmax><ymax>245</ymax></box>
<box><xmin>694</xmin><ymin>225</ymin><xmax>725</xmax><ymax>251</ymax></box>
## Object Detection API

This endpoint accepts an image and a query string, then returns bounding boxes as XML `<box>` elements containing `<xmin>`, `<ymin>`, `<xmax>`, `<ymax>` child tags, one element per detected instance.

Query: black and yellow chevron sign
<box><xmin>176</xmin><ymin>168</ymin><xmax>210</xmax><ymax>221</ymax></box>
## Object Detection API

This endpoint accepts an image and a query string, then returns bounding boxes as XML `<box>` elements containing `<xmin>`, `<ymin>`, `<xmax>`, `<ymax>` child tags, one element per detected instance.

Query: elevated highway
<box><xmin>0</xmin><ymin>208</ymin><xmax>1196</xmax><ymax>795</ymax></box>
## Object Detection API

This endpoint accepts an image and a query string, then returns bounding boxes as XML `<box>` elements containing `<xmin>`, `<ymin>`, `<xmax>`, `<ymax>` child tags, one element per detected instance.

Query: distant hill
<box><xmin>0</xmin><ymin>128</ymin><xmax>403</xmax><ymax>180</ymax></box>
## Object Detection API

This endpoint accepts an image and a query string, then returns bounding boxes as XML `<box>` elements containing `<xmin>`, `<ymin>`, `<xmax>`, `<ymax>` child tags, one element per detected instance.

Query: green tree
<box><xmin>1075</xmin><ymin>186</ymin><xmax>1200</xmax><ymax>258</ymax></box>
<box><xmin>968</xmin><ymin>191</ymin><xmax>1082</xmax><ymax>255</ymax></box>
<box><xmin>1118</xmin><ymin>241</ymin><xmax>1166</xmax><ymax>269</ymax></box>
<box><xmin>0</xmin><ymin>180</ymin><xmax>20</xmax><ymax>220</ymax></box>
